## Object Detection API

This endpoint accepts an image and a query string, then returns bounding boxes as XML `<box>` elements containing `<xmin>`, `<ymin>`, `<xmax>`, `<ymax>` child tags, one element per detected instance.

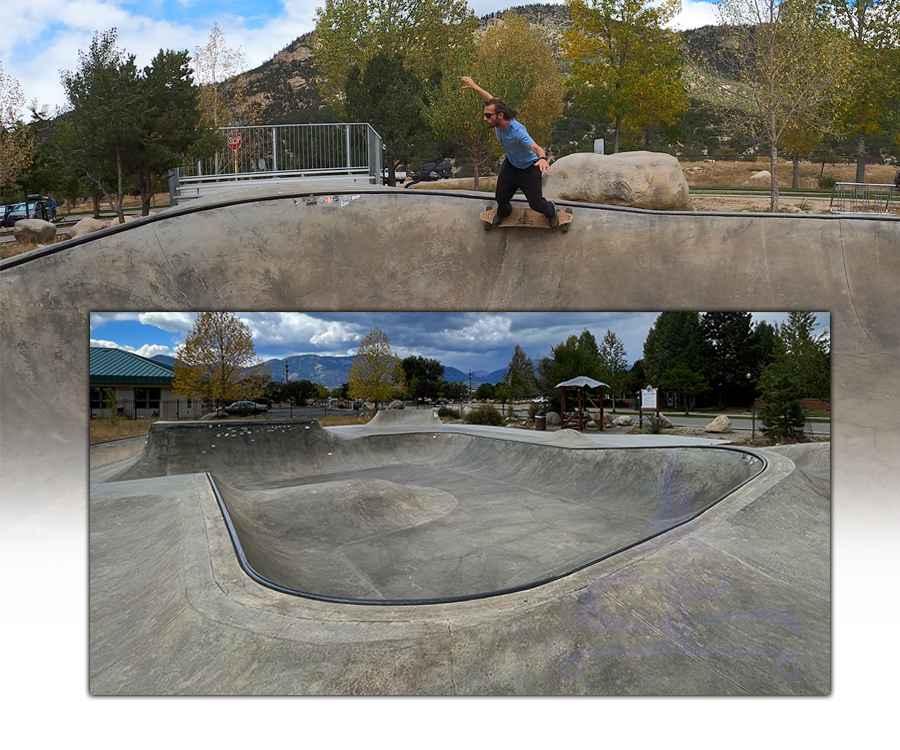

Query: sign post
<box><xmin>227</xmin><ymin>130</ymin><xmax>242</xmax><ymax>176</ymax></box>
<box><xmin>639</xmin><ymin>385</ymin><xmax>658</xmax><ymax>429</ymax></box>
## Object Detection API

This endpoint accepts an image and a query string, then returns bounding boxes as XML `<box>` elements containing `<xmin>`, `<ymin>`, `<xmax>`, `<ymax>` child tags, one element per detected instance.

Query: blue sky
<box><xmin>2</xmin><ymin>1</ymin><xmax>720</xmax><ymax>116</ymax></box>
<box><xmin>89</xmin><ymin>311</ymin><xmax>830</xmax><ymax>374</ymax></box>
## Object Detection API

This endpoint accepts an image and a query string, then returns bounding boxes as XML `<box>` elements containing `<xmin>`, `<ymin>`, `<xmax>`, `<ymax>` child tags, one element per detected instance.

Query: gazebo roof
<box><xmin>555</xmin><ymin>376</ymin><xmax>610</xmax><ymax>389</ymax></box>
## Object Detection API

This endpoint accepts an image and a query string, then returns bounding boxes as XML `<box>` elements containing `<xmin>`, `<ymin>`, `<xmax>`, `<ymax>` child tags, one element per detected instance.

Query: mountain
<box><xmin>264</xmin><ymin>354</ymin><xmax>355</xmax><ymax>389</ymax></box>
<box><xmin>154</xmin><ymin>352</ymin><xmax>505</xmax><ymax>388</ymax></box>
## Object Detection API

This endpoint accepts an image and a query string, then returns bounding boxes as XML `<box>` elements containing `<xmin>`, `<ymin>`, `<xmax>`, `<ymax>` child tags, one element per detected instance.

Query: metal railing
<box><xmin>169</xmin><ymin>122</ymin><xmax>383</xmax><ymax>204</ymax></box>
<box><xmin>830</xmin><ymin>182</ymin><xmax>897</xmax><ymax>215</ymax></box>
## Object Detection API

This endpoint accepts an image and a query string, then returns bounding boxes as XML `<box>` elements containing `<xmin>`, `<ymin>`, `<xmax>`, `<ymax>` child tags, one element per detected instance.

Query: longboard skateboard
<box><xmin>480</xmin><ymin>206</ymin><xmax>572</xmax><ymax>232</ymax></box>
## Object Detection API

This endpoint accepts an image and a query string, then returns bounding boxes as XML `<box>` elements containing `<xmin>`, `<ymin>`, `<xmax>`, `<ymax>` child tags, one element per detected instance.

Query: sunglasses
<box><xmin>483</xmin><ymin>111</ymin><xmax>498</xmax><ymax>119</ymax></box>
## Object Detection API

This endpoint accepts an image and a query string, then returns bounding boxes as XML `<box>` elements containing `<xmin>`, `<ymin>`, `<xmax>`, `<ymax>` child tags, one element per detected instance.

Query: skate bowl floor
<box><xmin>101</xmin><ymin>420</ymin><xmax>764</xmax><ymax>604</ymax></box>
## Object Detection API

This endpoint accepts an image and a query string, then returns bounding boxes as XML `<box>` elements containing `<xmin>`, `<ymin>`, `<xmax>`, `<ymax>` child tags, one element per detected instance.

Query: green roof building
<box><xmin>89</xmin><ymin>347</ymin><xmax>202</xmax><ymax>419</ymax></box>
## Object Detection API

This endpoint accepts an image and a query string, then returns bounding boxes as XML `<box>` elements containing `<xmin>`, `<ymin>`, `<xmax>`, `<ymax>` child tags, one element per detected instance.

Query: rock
<box><xmin>704</xmin><ymin>415</ymin><xmax>733</xmax><ymax>433</ymax></box>
<box><xmin>745</xmin><ymin>170</ymin><xmax>771</xmax><ymax>184</ymax></box>
<box><xmin>544</xmin><ymin>151</ymin><xmax>690</xmax><ymax>210</ymax></box>
<box><xmin>388</xmin><ymin>400</ymin><xmax>404</xmax><ymax>410</ymax></box>
<box><xmin>70</xmin><ymin>217</ymin><xmax>108</xmax><ymax>236</ymax></box>
<box><xmin>613</xmin><ymin>415</ymin><xmax>633</xmax><ymax>426</ymax></box>
<box><xmin>545</xmin><ymin>411</ymin><xmax>561</xmax><ymax>426</ymax></box>
<box><xmin>13</xmin><ymin>219</ymin><xmax>56</xmax><ymax>244</ymax></box>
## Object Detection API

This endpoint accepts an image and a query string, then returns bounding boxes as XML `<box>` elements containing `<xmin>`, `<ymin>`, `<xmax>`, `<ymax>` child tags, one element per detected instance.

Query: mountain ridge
<box><xmin>151</xmin><ymin>353</ymin><xmax>507</xmax><ymax>388</ymax></box>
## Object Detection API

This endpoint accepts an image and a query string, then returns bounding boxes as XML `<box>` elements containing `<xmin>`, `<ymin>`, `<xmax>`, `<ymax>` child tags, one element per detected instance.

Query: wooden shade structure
<box><xmin>556</xmin><ymin>376</ymin><xmax>611</xmax><ymax>431</ymax></box>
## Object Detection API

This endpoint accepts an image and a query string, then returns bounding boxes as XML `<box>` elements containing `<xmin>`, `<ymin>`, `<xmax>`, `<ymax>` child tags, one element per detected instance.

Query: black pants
<box><xmin>495</xmin><ymin>159</ymin><xmax>555</xmax><ymax>218</ymax></box>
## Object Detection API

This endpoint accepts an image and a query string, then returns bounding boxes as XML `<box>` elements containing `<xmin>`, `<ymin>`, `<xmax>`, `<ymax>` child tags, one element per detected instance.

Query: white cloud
<box><xmin>670</xmin><ymin>0</ymin><xmax>720</xmax><ymax>30</ymax></box>
<box><xmin>2</xmin><ymin>2</ymin><xmax>319</xmax><ymax>112</ymax></box>
<box><xmin>89</xmin><ymin>312</ymin><xmax>141</xmax><ymax>331</ymax></box>
<box><xmin>89</xmin><ymin>338</ymin><xmax>174</xmax><ymax>359</ymax></box>
<box><xmin>137</xmin><ymin>312</ymin><xmax>196</xmax><ymax>333</ymax></box>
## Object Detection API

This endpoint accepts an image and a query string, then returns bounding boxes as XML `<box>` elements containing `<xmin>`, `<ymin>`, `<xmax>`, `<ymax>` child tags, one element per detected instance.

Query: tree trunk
<box><xmin>115</xmin><ymin>146</ymin><xmax>126</xmax><ymax>222</ymax></box>
<box><xmin>792</xmin><ymin>155</ymin><xmax>800</xmax><ymax>189</ymax></box>
<box><xmin>855</xmin><ymin>131</ymin><xmax>866</xmax><ymax>183</ymax></box>
<box><xmin>613</xmin><ymin>116</ymin><xmax>621</xmax><ymax>154</ymax></box>
<box><xmin>92</xmin><ymin>196</ymin><xmax>100</xmax><ymax>219</ymax></box>
<box><xmin>769</xmin><ymin>142</ymin><xmax>779</xmax><ymax>213</ymax></box>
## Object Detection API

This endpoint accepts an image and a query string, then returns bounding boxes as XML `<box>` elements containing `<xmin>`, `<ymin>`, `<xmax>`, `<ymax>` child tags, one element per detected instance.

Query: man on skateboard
<box><xmin>462</xmin><ymin>76</ymin><xmax>559</xmax><ymax>228</ymax></box>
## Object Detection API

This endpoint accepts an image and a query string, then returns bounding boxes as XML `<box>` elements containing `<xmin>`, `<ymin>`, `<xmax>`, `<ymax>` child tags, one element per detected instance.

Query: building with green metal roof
<box><xmin>90</xmin><ymin>347</ymin><xmax>203</xmax><ymax>419</ymax></box>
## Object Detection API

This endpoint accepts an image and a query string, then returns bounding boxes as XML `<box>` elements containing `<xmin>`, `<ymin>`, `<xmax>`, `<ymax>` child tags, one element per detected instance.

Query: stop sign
<box><xmin>227</xmin><ymin>130</ymin><xmax>242</xmax><ymax>151</ymax></box>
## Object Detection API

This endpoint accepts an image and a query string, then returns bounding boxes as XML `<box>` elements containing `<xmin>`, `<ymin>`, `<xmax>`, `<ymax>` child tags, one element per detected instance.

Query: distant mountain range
<box><xmin>151</xmin><ymin>354</ymin><xmax>507</xmax><ymax>388</ymax></box>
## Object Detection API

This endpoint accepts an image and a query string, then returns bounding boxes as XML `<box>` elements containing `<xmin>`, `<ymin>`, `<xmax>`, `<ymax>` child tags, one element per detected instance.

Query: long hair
<box><xmin>487</xmin><ymin>97</ymin><xmax>518</xmax><ymax>121</ymax></box>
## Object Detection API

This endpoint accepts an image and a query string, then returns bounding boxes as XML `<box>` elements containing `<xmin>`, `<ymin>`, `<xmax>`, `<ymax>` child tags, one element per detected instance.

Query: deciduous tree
<box><xmin>174</xmin><ymin>313</ymin><xmax>270</xmax><ymax>407</ymax></box>
<box><xmin>707</xmin><ymin>0</ymin><xmax>851</xmax><ymax>210</ymax></box>
<box><xmin>505</xmin><ymin>344</ymin><xmax>537</xmax><ymax>411</ymax></box>
<box><xmin>426</xmin><ymin>11</ymin><xmax>565</xmax><ymax>187</ymax></box>
<box><xmin>537</xmin><ymin>329</ymin><xmax>605</xmax><ymax>395</ymax></box>
<box><xmin>598</xmin><ymin>329</ymin><xmax>628</xmax><ymax>411</ymax></box>
<box><xmin>193</xmin><ymin>23</ymin><xmax>255</xmax><ymax>128</ymax></box>
<box><xmin>0</xmin><ymin>62</ymin><xmax>33</xmax><ymax>197</ymax></box>
<box><xmin>562</xmin><ymin>0</ymin><xmax>689</xmax><ymax>152</ymax></box>
<box><xmin>826</xmin><ymin>0</ymin><xmax>900</xmax><ymax>182</ymax></box>
<box><xmin>348</xmin><ymin>327</ymin><xmax>406</xmax><ymax>408</ymax></box>
<box><xmin>313</xmin><ymin>0</ymin><xmax>476</xmax><ymax>110</ymax></box>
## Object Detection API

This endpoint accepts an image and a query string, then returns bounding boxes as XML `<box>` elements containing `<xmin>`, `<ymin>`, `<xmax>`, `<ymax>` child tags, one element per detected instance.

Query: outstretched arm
<box><xmin>530</xmin><ymin>143</ymin><xmax>552</xmax><ymax>174</ymax></box>
<box><xmin>461</xmin><ymin>76</ymin><xmax>493</xmax><ymax>102</ymax></box>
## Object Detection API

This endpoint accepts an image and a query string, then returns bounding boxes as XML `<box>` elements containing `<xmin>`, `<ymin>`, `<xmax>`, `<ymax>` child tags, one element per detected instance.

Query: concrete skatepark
<box><xmin>1</xmin><ymin>185</ymin><xmax>898</xmax><ymax>700</ymax></box>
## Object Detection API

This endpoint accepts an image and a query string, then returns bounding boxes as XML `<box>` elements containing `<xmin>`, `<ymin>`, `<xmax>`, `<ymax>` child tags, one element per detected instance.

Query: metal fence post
<box><xmin>272</xmin><ymin>127</ymin><xmax>278</xmax><ymax>172</ymax></box>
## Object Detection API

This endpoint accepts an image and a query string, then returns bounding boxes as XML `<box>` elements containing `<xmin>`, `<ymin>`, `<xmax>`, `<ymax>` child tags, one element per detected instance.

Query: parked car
<box><xmin>1</xmin><ymin>195</ymin><xmax>52</xmax><ymax>227</ymax></box>
<box><xmin>532</xmin><ymin>396</ymin><xmax>550</xmax><ymax>404</ymax></box>
<box><xmin>225</xmin><ymin>399</ymin><xmax>264</xmax><ymax>415</ymax></box>
<box><xmin>251</xmin><ymin>397</ymin><xmax>269</xmax><ymax>412</ymax></box>
<box><xmin>404</xmin><ymin>161</ymin><xmax>453</xmax><ymax>186</ymax></box>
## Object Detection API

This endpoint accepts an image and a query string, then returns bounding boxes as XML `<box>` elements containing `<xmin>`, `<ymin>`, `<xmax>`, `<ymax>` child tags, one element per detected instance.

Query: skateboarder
<box><xmin>461</xmin><ymin>76</ymin><xmax>559</xmax><ymax>227</ymax></box>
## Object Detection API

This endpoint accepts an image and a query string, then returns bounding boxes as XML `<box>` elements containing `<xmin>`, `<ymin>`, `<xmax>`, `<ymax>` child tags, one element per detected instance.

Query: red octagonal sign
<box><xmin>227</xmin><ymin>130</ymin><xmax>242</xmax><ymax>151</ymax></box>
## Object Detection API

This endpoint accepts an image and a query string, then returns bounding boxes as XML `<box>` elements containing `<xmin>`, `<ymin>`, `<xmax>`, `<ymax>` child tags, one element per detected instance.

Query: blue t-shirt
<box><xmin>495</xmin><ymin>119</ymin><xmax>537</xmax><ymax>169</ymax></box>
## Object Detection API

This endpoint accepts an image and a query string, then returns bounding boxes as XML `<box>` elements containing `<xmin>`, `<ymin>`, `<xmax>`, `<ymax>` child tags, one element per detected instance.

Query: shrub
<box><xmin>438</xmin><ymin>407</ymin><xmax>460</xmax><ymax>419</ymax></box>
<box><xmin>646</xmin><ymin>413</ymin><xmax>665</xmax><ymax>434</ymax></box>
<box><xmin>463</xmin><ymin>403</ymin><xmax>504</xmax><ymax>426</ymax></box>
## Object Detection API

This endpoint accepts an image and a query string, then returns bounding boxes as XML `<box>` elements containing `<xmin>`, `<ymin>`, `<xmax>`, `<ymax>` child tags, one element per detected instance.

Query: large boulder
<box><xmin>704</xmin><ymin>415</ymin><xmax>733</xmax><ymax>433</ymax></box>
<box><xmin>13</xmin><ymin>219</ymin><xmax>56</xmax><ymax>244</ymax></box>
<box><xmin>544</xmin><ymin>151</ymin><xmax>690</xmax><ymax>210</ymax></box>
<box><xmin>613</xmin><ymin>415</ymin><xmax>633</xmax><ymax>427</ymax></box>
<box><xmin>545</xmin><ymin>411</ymin><xmax>561</xmax><ymax>426</ymax></box>
<box><xmin>70</xmin><ymin>217</ymin><xmax>108</xmax><ymax>236</ymax></box>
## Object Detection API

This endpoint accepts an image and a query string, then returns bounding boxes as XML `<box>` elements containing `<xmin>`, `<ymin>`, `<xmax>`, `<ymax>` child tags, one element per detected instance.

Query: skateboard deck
<box><xmin>480</xmin><ymin>206</ymin><xmax>572</xmax><ymax>232</ymax></box>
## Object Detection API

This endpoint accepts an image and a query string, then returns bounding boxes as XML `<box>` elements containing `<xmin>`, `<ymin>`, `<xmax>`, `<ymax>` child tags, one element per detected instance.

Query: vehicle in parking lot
<box><xmin>405</xmin><ymin>161</ymin><xmax>453</xmax><ymax>186</ymax></box>
<box><xmin>532</xmin><ymin>396</ymin><xmax>550</xmax><ymax>404</ymax></box>
<box><xmin>1</xmin><ymin>195</ymin><xmax>52</xmax><ymax>227</ymax></box>
<box><xmin>225</xmin><ymin>399</ymin><xmax>265</xmax><ymax>415</ymax></box>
